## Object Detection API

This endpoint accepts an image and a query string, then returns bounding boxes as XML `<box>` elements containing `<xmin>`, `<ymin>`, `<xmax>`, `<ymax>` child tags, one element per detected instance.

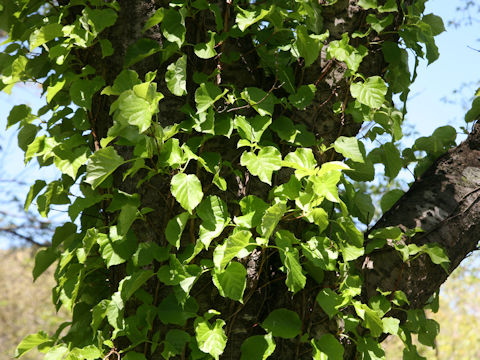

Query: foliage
<box><xmin>383</xmin><ymin>254</ymin><xmax>480</xmax><ymax>359</ymax></box>
<box><xmin>0</xmin><ymin>0</ymin><xmax>475</xmax><ymax>359</ymax></box>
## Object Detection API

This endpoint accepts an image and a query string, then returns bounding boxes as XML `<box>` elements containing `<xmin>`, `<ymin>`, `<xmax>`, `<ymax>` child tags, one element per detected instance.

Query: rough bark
<box><xmin>362</xmin><ymin>121</ymin><xmax>480</xmax><ymax>307</ymax></box>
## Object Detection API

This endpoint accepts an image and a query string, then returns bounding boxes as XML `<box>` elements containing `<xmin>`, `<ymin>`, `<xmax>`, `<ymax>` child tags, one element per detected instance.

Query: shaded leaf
<box><xmin>262</xmin><ymin>309</ymin><xmax>302</xmax><ymax>339</ymax></box>
<box><xmin>212</xmin><ymin>262</ymin><xmax>247</xmax><ymax>302</ymax></box>
<box><xmin>85</xmin><ymin>147</ymin><xmax>125</xmax><ymax>189</ymax></box>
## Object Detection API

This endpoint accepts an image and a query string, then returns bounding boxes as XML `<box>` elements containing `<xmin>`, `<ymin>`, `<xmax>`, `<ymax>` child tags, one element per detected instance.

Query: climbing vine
<box><xmin>0</xmin><ymin>0</ymin><xmax>464</xmax><ymax>359</ymax></box>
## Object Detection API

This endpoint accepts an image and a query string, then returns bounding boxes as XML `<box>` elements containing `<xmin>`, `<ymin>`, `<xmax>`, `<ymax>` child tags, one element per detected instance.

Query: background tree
<box><xmin>1</xmin><ymin>0</ymin><xmax>479</xmax><ymax>359</ymax></box>
<box><xmin>0</xmin><ymin>247</ymin><xmax>68</xmax><ymax>360</ymax></box>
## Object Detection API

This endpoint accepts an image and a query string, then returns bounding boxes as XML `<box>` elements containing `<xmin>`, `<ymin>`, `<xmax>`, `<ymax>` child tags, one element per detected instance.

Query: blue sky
<box><xmin>0</xmin><ymin>1</ymin><xmax>479</xmax><ymax>247</ymax></box>
<box><xmin>406</xmin><ymin>0</ymin><xmax>479</xmax><ymax>136</ymax></box>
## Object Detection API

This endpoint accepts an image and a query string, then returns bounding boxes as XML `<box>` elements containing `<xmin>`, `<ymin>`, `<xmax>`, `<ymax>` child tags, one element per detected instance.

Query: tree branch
<box><xmin>362</xmin><ymin>122</ymin><xmax>480</xmax><ymax>307</ymax></box>
<box><xmin>0</xmin><ymin>227</ymin><xmax>50</xmax><ymax>247</ymax></box>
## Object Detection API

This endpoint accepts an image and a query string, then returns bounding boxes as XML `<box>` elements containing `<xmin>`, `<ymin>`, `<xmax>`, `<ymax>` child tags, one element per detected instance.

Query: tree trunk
<box><xmin>22</xmin><ymin>0</ymin><xmax>480</xmax><ymax>358</ymax></box>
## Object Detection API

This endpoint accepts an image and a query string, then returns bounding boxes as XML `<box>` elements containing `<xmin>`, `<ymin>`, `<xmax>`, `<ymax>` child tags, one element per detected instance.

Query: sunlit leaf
<box><xmin>85</xmin><ymin>147</ymin><xmax>125</xmax><ymax>189</ymax></box>
<box><xmin>171</xmin><ymin>173</ymin><xmax>204</xmax><ymax>213</ymax></box>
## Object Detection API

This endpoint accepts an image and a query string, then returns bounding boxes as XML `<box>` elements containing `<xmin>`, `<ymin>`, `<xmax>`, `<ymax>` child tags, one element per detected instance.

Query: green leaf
<box><xmin>124</xmin><ymin>38</ymin><xmax>162</xmax><ymax>67</ymax></box>
<box><xmin>72</xmin><ymin>345</ymin><xmax>103</xmax><ymax>360</ymax></box>
<box><xmin>276</xmin><ymin>232</ymin><xmax>306</xmax><ymax>294</ymax></box>
<box><xmin>212</xmin><ymin>262</ymin><xmax>247</xmax><ymax>302</ymax></box>
<box><xmin>119</xmin><ymin>270</ymin><xmax>154</xmax><ymax>301</ymax></box>
<box><xmin>236</xmin><ymin>6</ymin><xmax>272</xmax><ymax>31</ymax></box>
<box><xmin>194</xmin><ymin>31</ymin><xmax>217</xmax><ymax>59</ymax></box>
<box><xmin>85</xmin><ymin>147</ymin><xmax>125</xmax><ymax>189</ymax></box>
<box><xmin>69</xmin><ymin>77</ymin><xmax>105</xmax><ymax>110</ymax></box>
<box><xmin>195</xmin><ymin>318</ymin><xmax>227</xmax><ymax>360</ymax></box>
<box><xmin>423</xmin><ymin>243</ymin><xmax>450</xmax><ymax>272</ymax></box>
<box><xmin>358</xmin><ymin>0</ymin><xmax>378</xmax><ymax>9</ymax></box>
<box><xmin>123</xmin><ymin>352</ymin><xmax>147</xmax><ymax>360</ymax></box>
<box><xmin>158</xmin><ymin>138</ymin><xmax>185</xmax><ymax>167</ymax></box>
<box><xmin>354</xmin><ymin>192</ymin><xmax>375</xmax><ymax>225</ymax></box>
<box><xmin>106</xmin><ymin>292</ymin><xmax>125</xmax><ymax>331</ymax></box>
<box><xmin>132</xmin><ymin>242</ymin><xmax>168</xmax><ymax>266</ymax></box>
<box><xmin>380</xmin><ymin>189</ymin><xmax>404</xmax><ymax>213</ymax></box>
<box><xmin>337</xmin><ymin>217</ymin><xmax>365</xmax><ymax>261</ymax></box>
<box><xmin>288</xmin><ymin>84</ymin><xmax>316</xmax><ymax>109</ymax></box>
<box><xmin>143</xmin><ymin>8</ymin><xmax>164</xmax><ymax>33</ymax></box>
<box><xmin>260</xmin><ymin>202</ymin><xmax>286</xmax><ymax>239</ymax></box>
<box><xmin>413</xmin><ymin>125</ymin><xmax>456</xmax><ymax>156</ymax></box>
<box><xmin>271</xmin><ymin>116</ymin><xmax>297</xmax><ymax>142</ymax></box>
<box><xmin>303</xmin><ymin>1</ymin><xmax>323</xmax><ymax>33</ymax></box>
<box><xmin>162</xmin><ymin>9</ymin><xmax>185</xmax><ymax>47</ymax></box>
<box><xmin>100</xmin><ymin>39</ymin><xmax>114</xmax><ymax>58</ymax></box>
<box><xmin>366</xmin><ymin>13</ymin><xmax>394</xmax><ymax>33</ymax></box>
<box><xmin>327</xmin><ymin>33</ymin><xmax>367</xmax><ymax>72</ymax></box>
<box><xmin>373</xmin><ymin>109</ymin><xmax>404</xmax><ymax>141</ymax></box>
<box><xmin>15</xmin><ymin>331</ymin><xmax>51</xmax><ymax>358</ymax></box>
<box><xmin>284</xmin><ymin>147</ymin><xmax>317</xmax><ymax>179</ymax></box>
<box><xmin>234</xmin><ymin>115</ymin><xmax>271</xmax><ymax>143</ymax></box>
<box><xmin>295</xmin><ymin>26</ymin><xmax>327</xmax><ymax>67</ymax></box>
<box><xmin>312</xmin><ymin>334</ymin><xmax>344</xmax><ymax>360</ymax></box>
<box><xmin>46</xmin><ymin>77</ymin><xmax>66</xmax><ymax>103</ymax></box>
<box><xmin>377</xmin><ymin>0</ymin><xmax>397</xmax><ymax>12</ymax></box>
<box><xmin>53</xmin><ymin>145</ymin><xmax>89</xmax><ymax>180</ymax></box>
<box><xmin>157</xmin><ymin>294</ymin><xmax>198</xmax><ymax>326</ymax></box>
<box><xmin>195</xmin><ymin>82</ymin><xmax>227</xmax><ymax>113</ymax></box>
<box><xmin>117</xmin><ymin>203</ymin><xmax>138</xmax><ymax>235</ymax></box>
<box><xmin>316</xmin><ymin>288</ymin><xmax>343</xmax><ymax>318</ymax></box>
<box><xmin>240</xmin><ymin>147</ymin><xmax>282</xmax><ymax>185</ymax></box>
<box><xmin>301</xmin><ymin>236</ymin><xmax>338</xmax><ymax>271</ymax></box>
<box><xmin>29</xmin><ymin>23</ymin><xmax>64</xmax><ymax>50</ymax></box>
<box><xmin>97</xmin><ymin>227</ymin><xmax>136</xmax><ymax>267</ymax></box>
<box><xmin>157</xmin><ymin>257</ymin><xmax>201</xmax><ymax>300</ymax></box>
<box><xmin>162</xmin><ymin>330</ymin><xmax>190</xmax><ymax>359</ymax></box>
<box><xmin>83</xmin><ymin>7</ymin><xmax>118</xmax><ymax>36</ymax></box>
<box><xmin>36</xmin><ymin>180</ymin><xmax>70</xmax><ymax>218</ymax></box>
<box><xmin>33</xmin><ymin>247</ymin><xmax>58</xmax><ymax>281</ymax></box>
<box><xmin>350</xmin><ymin>76</ymin><xmax>387</xmax><ymax>109</ymax></box>
<box><xmin>166</xmin><ymin>212</ymin><xmax>190</xmax><ymax>248</ymax></box>
<box><xmin>115</xmin><ymin>86</ymin><xmax>161</xmax><ymax>133</ymax></box>
<box><xmin>103</xmin><ymin>70</ymin><xmax>141</xmax><ymax>96</ymax></box>
<box><xmin>272</xmin><ymin>175</ymin><xmax>302</xmax><ymax>201</ymax></box>
<box><xmin>45</xmin><ymin>345</ymin><xmax>68</xmax><ymax>359</ymax></box>
<box><xmin>18</xmin><ymin>124</ymin><xmax>39</xmax><ymax>153</ymax></box>
<box><xmin>7</xmin><ymin>104</ymin><xmax>32</xmax><ymax>129</ymax></box>
<box><xmin>197</xmin><ymin>196</ymin><xmax>230</xmax><ymax>247</ymax></box>
<box><xmin>362</xmin><ymin>306</ymin><xmax>384</xmax><ymax>338</ymax></box>
<box><xmin>240</xmin><ymin>333</ymin><xmax>276</xmax><ymax>360</ymax></box>
<box><xmin>357</xmin><ymin>336</ymin><xmax>386</xmax><ymax>360</ymax></box>
<box><xmin>171</xmin><ymin>173</ymin><xmax>204</xmax><ymax>214</ymax></box>
<box><xmin>334</xmin><ymin>136</ymin><xmax>365</xmax><ymax>163</ymax></box>
<box><xmin>25</xmin><ymin>180</ymin><xmax>46</xmax><ymax>211</ymax></box>
<box><xmin>213</xmin><ymin>230</ymin><xmax>252</xmax><ymax>270</ymax></box>
<box><xmin>262</xmin><ymin>308</ymin><xmax>302</xmax><ymax>339</ymax></box>
<box><xmin>382</xmin><ymin>317</ymin><xmax>400</xmax><ymax>335</ymax></box>
<box><xmin>381</xmin><ymin>142</ymin><xmax>402</xmax><ymax>178</ymax></box>
<box><xmin>166</xmin><ymin>55</ymin><xmax>187</xmax><ymax>96</ymax></box>
<box><xmin>309</xmin><ymin>208</ymin><xmax>329</xmax><ymax>232</ymax></box>
<box><xmin>422</xmin><ymin>14</ymin><xmax>445</xmax><ymax>36</ymax></box>
<box><xmin>418</xmin><ymin>318</ymin><xmax>440</xmax><ymax>347</ymax></box>
<box><xmin>310</xmin><ymin>170</ymin><xmax>342</xmax><ymax>203</ymax></box>
<box><xmin>241</xmin><ymin>87</ymin><xmax>276</xmax><ymax>116</ymax></box>
<box><xmin>234</xmin><ymin>195</ymin><xmax>269</xmax><ymax>228</ymax></box>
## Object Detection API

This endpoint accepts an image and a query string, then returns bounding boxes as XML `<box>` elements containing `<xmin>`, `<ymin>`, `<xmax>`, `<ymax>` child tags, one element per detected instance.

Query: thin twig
<box><xmin>0</xmin><ymin>227</ymin><xmax>49</xmax><ymax>247</ymax></box>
